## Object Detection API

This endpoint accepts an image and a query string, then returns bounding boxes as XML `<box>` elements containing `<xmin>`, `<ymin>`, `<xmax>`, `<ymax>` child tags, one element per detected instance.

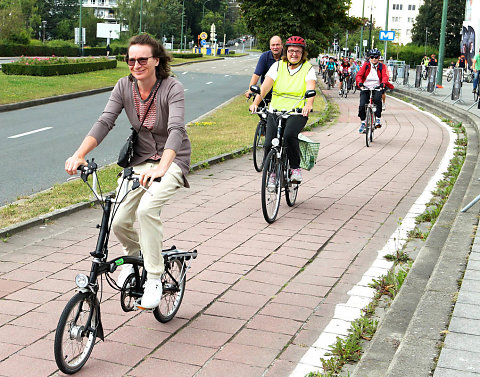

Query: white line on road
<box><xmin>182</xmin><ymin>71</ymin><xmax>188</xmax><ymax>75</ymax></box>
<box><xmin>8</xmin><ymin>127</ymin><xmax>53</xmax><ymax>139</ymax></box>
<box><xmin>225</xmin><ymin>75</ymin><xmax>230</xmax><ymax>77</ymax></box>
<box><xmin>184</xmin><ymin>88</ymin><xmax>189</xmax><ymax>91</ymax></box>
<box><xmin>206</xmin><ymin>81</ymin><xmax>213</xmax><ymax>85</ymax></box>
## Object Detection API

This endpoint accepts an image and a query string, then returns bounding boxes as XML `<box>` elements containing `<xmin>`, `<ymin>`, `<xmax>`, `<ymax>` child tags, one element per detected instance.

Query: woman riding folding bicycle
<box><xmin>249</xmin><ymin>35</ymin><xmax>316</xmax><ymax>184</ymax></box>
<box><xmin>65</xmin><ymin>34</ymin><xmax>191</xmax><ymax>310</ymax></box>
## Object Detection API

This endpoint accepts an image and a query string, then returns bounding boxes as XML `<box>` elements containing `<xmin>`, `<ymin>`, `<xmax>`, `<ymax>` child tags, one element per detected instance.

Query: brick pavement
<box><xmin>0</xmin><ymin>89</ymin><xmax>449</xmax><ymax>376</ymax></box>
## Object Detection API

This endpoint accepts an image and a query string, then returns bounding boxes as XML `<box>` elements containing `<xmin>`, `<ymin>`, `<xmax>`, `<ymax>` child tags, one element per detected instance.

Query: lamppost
<box><xmin>42</xmin><ymin>20</ymin><xmax>47</xmax><ymax>43</ymax></box>
<box><xmin>202</xmin><ymin>0</ymin><xmax>211</xmax><ymax>19</ymax></box>
<box><xmin>139</xmin><ymin>0</ymin><xmax>143</xmax><ymax>33</ymax></box>
<box><xmin>79</xmin><ymin>0</ymin><xmax>83</xmax><ymax>56</ymax></box>
<box><xmin>180</xmin><ymin>0</ymin><xmax>185</xmax><ymax>50</ymax></box>
<box><xmin>384</xmin><ymin>0</ymin><xmax>389</xmax><ymax>60</ymax></box>
<box><xmin>359</xmin><ymin>0</ymin><xmax>365</xmax><ymax>58</ymax></box>
<box><xmin>436</xmin><ymin>0</ymin><xmax>448</xmax><ymax>86</ymax></box>
<box><xmin>424</xmin><ymin>27</ymin><xmax>428</xmax><ymax>55</ymax></box>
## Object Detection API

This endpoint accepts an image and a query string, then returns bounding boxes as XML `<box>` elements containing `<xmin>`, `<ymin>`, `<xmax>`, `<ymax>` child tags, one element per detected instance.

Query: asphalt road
<box><xmin>0</xmin><ymin>54</ymin><xmax>260</xmax><ymax>205</ymax></box>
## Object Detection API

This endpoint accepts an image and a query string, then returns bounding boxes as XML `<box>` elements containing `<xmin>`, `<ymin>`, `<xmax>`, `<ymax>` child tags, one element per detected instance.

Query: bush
<box><xmin>171</xmin><ymin>52</ymin><xmax>203</xmax><ymax>58</ymax></box>
<box><xmin>2</xmin><ymin>59</ymin><xmax>117</xmax><ymax>76</ymax></box>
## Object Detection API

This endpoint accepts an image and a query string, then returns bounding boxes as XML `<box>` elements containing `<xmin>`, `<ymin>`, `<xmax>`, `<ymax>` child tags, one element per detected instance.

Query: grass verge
<box><xmin>0</xmin><ymin>89</ymin><xmax>329</xmax><ymax>231</ymax></box>
<box><xmin>0</xmin><ymin>56</ymin><xmax>223</xmax><ymax>105</ymax></box>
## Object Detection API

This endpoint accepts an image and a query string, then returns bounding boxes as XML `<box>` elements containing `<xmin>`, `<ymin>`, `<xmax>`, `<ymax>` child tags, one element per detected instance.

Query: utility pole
<box><xmin>437</xmin><ymin>0</ymin><xmax>448</xmax><ymax>86</ymax></box>
<box><xmin>367</xmin><ymin>13</ymin><xmax>373</xmax><ymax>51</ymax></box>
<box><xmin>139</xmin><ymin>0</ymin><xmax>143</xmax><ymax>33</ymax></box>
<box><xmin>79</xmin><ymin>0</ymin><xmax>83</xmax><ymax>56</ymax></box>
<box><xmin>384</xmin><ymin>0</ymin><xmax>389</xmax><ymax>59</ymax></box>
<box><xmin>180</xmin><ymin>0</ymin><xmax>185</xmax><ymax>50</ymax></box>
<box><xmin>359</xmin><ymin>0</ymin><xmax>366</xmax><ymax>58</ymax></box>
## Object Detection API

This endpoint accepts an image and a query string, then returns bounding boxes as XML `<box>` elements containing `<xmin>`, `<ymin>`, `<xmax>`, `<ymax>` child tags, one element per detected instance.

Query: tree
<box><xmin>411</xmin><ymin>0</ymin><xmax>464</xmax><ymax>57</ymax></box>
<box><xmin>240</xmin><ymin>0</ymin><xmax>359</xmax><ymax>57</ymax></box>
<box><xmin>39</xmin><ymin>0</ymin><xmax>79</xmax><ymax>40</ymax></box>
<box><xmin>0</xmin><ymin>4</ymin><xmax>30</xmax><ymax>43</ymax></box>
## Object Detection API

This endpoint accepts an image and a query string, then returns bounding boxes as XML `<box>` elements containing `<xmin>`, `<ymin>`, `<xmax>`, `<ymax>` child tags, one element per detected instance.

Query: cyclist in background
<box><xmin>245</xmin><ymin>36</ymin><xmax>283</xmax><ymax>101</ymax></box>
<box><xmin>249</xmin><ymin>36</ymin><xmax>316</xmax><ymax>183</ymax></box>
<box><xmin>338</xmin><ymin>57</ymin><xmax>351</xmax><ymax>95</ymax></box>
<box><xmin>472</xmin><ymin>48</ymin><xmax>480</xmax><ymax>94</ymax></box>
<box><xmin>325</xmin><ymin>56</ymin><xmax>337</xmax><ymax>87</ymax></box>
<box><xmin>428</xmin><ymin>54</ymin><xmax>438</xmax><ymax>67</ymax></box>
<box><xmin>356</xmin><ymin>48</ymin><xmax>389</xmax><ymax>134</ymax></box>
<box><xmin>422</xmin><ymin>55</ymin><xmax>429</xmax><ymax>67</ymax></box>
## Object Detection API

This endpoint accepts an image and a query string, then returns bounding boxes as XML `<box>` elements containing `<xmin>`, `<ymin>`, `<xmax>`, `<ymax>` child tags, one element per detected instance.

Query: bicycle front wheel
<box><xmin>474</xmin><ymin>87</ymin><xmax>479</xmax><ymax>102</ymax></box>
<box><xmin>261</xmin><ymin>150</ymin><xmax>282</xmax><ymax>223</ymax></box>
<box><xmin>365</xmin><ymin>108</ymin><xmax>373</xmax><ymax>147</ymax></box>
<box><xmin>153</xmin><ymin>259</ymin><xmax>186</xmax><ymax>323</ymax></box>
<box><xmin>54</xmin><ymin>292</ymin><xmax>98</xmax><ymax>374</ymax></box>
<box><xmin>253</xmin><ymin>120</ymin><xmax>266</xmax><ymax>172</ymax></box>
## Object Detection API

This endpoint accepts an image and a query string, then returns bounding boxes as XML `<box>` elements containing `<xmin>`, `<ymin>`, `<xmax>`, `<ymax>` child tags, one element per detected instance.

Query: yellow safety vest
<box><xmin>271</xmin><ymin>60</ymin><xmax>312</xmax><ymax>110</ymax></box>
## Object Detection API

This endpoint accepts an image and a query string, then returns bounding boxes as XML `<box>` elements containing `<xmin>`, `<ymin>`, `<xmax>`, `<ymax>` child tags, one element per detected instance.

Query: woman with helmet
<box><xmin>249</xmin><ymin>35</ymin><xmax>316</xmax><ymax>183</ymax></box>
<box><xmin>338</xmin><ymin>57</ymin><xmax>351</xmax><ymax>95</ymax></box>
<box><xmin>356</xmin><ymin>48</ymin><xmax>390</xmax><ymax>134</ymax></box>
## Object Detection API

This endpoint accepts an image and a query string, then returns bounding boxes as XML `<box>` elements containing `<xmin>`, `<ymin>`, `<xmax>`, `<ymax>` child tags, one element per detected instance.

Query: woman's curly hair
<box><xmin>126</xmin><ymin>34</ymin><xmax>172</xmax><ymax>79</ymax></box>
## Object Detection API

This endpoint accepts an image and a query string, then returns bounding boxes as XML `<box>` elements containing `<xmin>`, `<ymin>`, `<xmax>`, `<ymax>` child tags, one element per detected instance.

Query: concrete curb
<box><xmin>352</xmin><ymin>88</ymin><xmax>480</xmax><ymax>376</ymax></box>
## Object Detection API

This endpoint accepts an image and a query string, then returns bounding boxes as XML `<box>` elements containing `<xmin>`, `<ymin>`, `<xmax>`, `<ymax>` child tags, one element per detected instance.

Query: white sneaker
<box><xmin>140</xmin><ymin>279</ymin><xmax>163</xmax><ymax>309</ymax></box>
<box><xmin>290</xmin><ymin>168</ymin><xmax>303</xmax><ymax>183</ymax></box>
<box><xmin>117</xmin><ymin>264</ymin><xmax>134</xmax><ymax>288</ymax></box>
<box><xmin>267</xmin><ymin>173</ymin><xmax>277</xmax><ymax>192</ymax></box>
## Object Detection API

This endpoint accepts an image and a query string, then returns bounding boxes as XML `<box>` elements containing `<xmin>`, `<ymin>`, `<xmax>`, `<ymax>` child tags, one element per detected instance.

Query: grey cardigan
<box><xmin>87</xmin><ymin>75</ymin><xmax>191</xmax><ymax>187</ymax></box>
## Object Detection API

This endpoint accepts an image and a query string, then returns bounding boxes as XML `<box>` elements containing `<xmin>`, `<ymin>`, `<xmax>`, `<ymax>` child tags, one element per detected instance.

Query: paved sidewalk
<box><xmin>0</xmin><ymin>88</ymin><xmax>449</xmax><ymax>376</ymax></box>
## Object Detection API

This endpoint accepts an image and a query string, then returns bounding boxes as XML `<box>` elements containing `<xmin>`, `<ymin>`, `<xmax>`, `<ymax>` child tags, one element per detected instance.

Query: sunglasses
<box><xmin>370</xmin><ymin>55</ymin><xmax>380</xmax><ymax>59</ymax></box>
<box><xmin>126</xmin><ymin>56</ymin><xmax>153</xmax><ymax>66</ymax></box>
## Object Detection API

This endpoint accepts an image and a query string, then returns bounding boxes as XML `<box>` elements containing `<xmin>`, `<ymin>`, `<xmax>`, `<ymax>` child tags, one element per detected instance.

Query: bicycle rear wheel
<box><xmin>474</xmin><ymin>87</ymin><xmax>479</xmax><ymax>102</ymax></box>
<box><xmin>261</xmin><ymin>150</ymin><xmax>281</xmax><ymax>223</ymax></box>
<box><xmin>253</xmin><ymin>120</ymin><xmax>266</xmax><ymax>172</ymax></box>
<box><xmin>344</xmin><ymin>80</ymin><xmax>348</xmax><ymax>98</ymax></box>
<box><xmin>153</xmin><ymin>259</ymin><xmax>186</xmax><ymax>323</ymax></box>
<box><xmin>285</xmin><ymin>160</ymin><xmax>298</xmax><ymax>207</ymax></box>
<box><xmin>54</xmin><ymin>292</ymin><xmax>98</xmax><ymax>374</ymax></box>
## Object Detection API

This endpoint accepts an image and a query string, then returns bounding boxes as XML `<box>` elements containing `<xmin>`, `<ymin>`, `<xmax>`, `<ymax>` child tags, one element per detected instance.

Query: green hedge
<box><xmin>172</xmin><ymin>52</ymin><xmax>203</xmax><ymax>58</ymax></box>
<box><xmin>0</xmin><ymin>44</ymin><xmax>127</xmax><ymax>57</ymax></box>
<box><xmin>2</xmin><ymin>59</ymin><xmax>117</xmax><ymax>76</ymax></box>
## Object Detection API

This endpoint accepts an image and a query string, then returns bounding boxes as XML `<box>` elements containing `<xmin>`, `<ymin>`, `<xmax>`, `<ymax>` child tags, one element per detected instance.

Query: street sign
<box><xmin>379</xmin><ymin>31</ymin><xmax>395</xmax><ymax>41</ymax></box>
<box><xmin>200</xmin><ymin>39</ymin><xmax>206</xmax><ymax>46</ymax></box>
<box><xmin>200</xmin><ymin>32</ymin><xmax>207</xmax><ymax>40</ymax></box>
<box><xmin>363</xmin><ymin>40</ymin><xmax>367</xmax><ymax>47</ymax></box>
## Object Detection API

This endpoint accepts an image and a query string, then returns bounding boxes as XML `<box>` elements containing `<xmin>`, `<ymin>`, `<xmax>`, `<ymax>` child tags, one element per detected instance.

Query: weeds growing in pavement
<box><xmin>306</xmin><ymin>117</ymin><xmax>467</xmax><ymax>377</ymax></box>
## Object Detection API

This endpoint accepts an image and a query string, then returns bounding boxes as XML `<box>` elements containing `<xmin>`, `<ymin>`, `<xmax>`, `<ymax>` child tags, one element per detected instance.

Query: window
<box><xmin>392</xmin><ymin>16</ymin><xmax>401</xmax><ymax>22</ymax></box>
<box><xmin>393</xmin><ymin>4</ymin><xmax>404</xmax><ymax>10</ymax></box>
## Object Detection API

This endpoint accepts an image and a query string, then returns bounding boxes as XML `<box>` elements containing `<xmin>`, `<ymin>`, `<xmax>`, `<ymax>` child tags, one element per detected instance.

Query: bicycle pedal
<box><xmin>133</xmin><ymin>299</ymin><xmax>154</xmax><ymax>312</ymax></box>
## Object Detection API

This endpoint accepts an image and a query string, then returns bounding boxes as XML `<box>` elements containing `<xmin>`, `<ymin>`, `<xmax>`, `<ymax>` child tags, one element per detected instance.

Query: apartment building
<box><xmin>350</xmin><ymin>0</ymin><xmax>424</xmax><ymax>45</ymax></box>
<box><xmin>81</xmin><ymin>0</ymin><xmax>117</xmax><ymax>22</ymax></box>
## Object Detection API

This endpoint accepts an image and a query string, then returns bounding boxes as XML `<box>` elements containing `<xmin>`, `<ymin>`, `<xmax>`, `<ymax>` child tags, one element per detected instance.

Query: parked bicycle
<box><xmin>250</xmin><ymin>85</ymin><xmax>316</xmax><ymax>223</ymax></box>
<box><xmin>54</xmin><ymin>160</ymin><xmax>197</xmax><ymax>374</ymax></box>
<box><xmin>361</xmin><ymin>87</ymin><xmax>383</xmax><ymax>147</ymax></box>
<box><xmin>446</xmin><ymin>67</ymin><xmax>454</xmax><ymax>82</ymax></box>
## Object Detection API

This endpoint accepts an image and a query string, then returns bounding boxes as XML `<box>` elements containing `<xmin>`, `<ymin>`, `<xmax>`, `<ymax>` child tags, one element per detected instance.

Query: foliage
<box><xmin>411</xmin><ymin>0</ymin><xmax>464</xmax><ymax>57</ymax></box>
<box><xmin>387</xmin><ymin>43</ymin><xmax>438</xmax><ymax>67</ymax></box>
<box><xmin>240</xmin><ymin>0</ymin><xmax>357</xmax><ymax>58</ymax></box>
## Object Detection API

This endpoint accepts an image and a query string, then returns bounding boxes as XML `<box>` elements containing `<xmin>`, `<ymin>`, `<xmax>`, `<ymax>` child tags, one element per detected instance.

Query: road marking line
<box><xmin>182</xmin><ymin>71</ymin><xmax>188</xmax><ymax>74</ymax></box>
<box><xmin>8</xmin><ymin>127</ymin><xmax>53</xmax><ymax>139</ymax></box>
<box><xmin>225</xmin><ymin>74</ymin><xmax>230</xmax><ymax>77</ymax></box>
<box><xmin>184</xmin><ymin>89</ymin><xmax>189</xmax><ymax>91</ymax></box>
<box><xmin>206</xmin><ymin>81</ymin><xmax>213</xmax><ymax>85</ymax></box>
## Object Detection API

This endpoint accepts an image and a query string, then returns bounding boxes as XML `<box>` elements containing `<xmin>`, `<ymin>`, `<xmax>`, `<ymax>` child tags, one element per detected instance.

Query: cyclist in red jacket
<box><xmin>356</xmin><ymin>48</ymin><xmax>390</xmax><ymax>134</ymax></box>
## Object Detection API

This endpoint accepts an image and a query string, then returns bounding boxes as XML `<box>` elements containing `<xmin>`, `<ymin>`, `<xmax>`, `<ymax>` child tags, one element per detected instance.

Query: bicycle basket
<box><xmin>298</xmin><ymin>133</ymin><xmax>320</xmax><ymax>171</ymax></box>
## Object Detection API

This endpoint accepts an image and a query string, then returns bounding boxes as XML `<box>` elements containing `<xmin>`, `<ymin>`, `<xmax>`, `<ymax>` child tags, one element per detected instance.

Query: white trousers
<box><xmin>112</xmin><ymin>161</ymin><xmax>183</xmax><ymax>279</ymax></box>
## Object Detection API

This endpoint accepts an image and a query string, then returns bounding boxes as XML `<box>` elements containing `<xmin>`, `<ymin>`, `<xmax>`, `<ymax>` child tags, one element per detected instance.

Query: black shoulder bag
<box><xmin>117</xmin><ymin>83</ymin><xmax>160</xmax><ymax>168</ymax></box>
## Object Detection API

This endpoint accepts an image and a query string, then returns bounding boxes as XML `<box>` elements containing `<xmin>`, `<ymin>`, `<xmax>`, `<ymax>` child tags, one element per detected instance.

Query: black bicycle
<box><xmin>54</xmin><ymin>160</ymin><xmax>197</xmax><ymax>374</ymax></box>
<box><xmin>250</xmin><ymin>85</ymin><xmax>316</xmax><ymax>223</ymax></box>
<box><xmin>339</xmin><ymin>73</ymin><xmax>350</xmax><ymax>98</ymax></box>
<box><xmin>251</xmin><ymin>98</ymin><xmax>270</xmax><ymax>172</ymax></box>
<box><xmin>361</xmin><ymin>87</ymin><xmax>382</xmax><ymax>147</ymax></box>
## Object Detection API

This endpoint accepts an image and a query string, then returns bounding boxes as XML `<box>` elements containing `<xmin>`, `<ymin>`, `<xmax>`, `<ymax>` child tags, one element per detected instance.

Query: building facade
<box><xmin>81</xmin><ymin>0</ymin><xmax>117</xmax><ymax>22</ymax></box>
<box><xmin>350</xmin><ymin>0</ymin><xmax>424</xmax><ymax>45</ymax></box>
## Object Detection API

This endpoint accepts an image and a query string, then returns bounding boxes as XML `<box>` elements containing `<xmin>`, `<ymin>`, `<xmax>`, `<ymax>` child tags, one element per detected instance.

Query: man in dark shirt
<box><xmin>428</xmin><ymin>54</ymin><xmax>438</xmax><ymax>67</ymax></box>
<box><xmin>245</xmin><ymin>35</ymin><xmax>283</xmax><ymax>100</ymax></box>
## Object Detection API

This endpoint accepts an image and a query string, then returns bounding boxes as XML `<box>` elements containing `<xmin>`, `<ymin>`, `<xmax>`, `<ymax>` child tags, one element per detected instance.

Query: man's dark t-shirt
<box><xmin>253</xmin><ymin>50</ymin><xmax>279</xmax><ymax>101</ymax></box>
<box><xmin>254</xmin><ymin>50</ymin><xmax>278</xmax><ymax>84</ymax></box>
